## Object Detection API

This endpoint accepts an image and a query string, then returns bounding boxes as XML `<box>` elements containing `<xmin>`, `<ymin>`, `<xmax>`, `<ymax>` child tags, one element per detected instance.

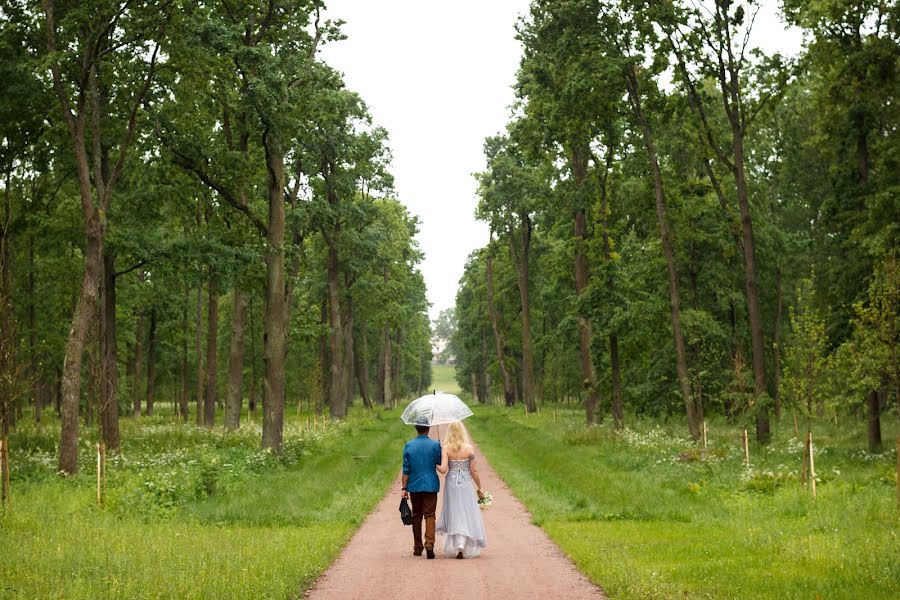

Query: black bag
<box><xmin>399</xmin><ymin>497</ymin><xmax>413</xmax><ymax>526</ymax></box>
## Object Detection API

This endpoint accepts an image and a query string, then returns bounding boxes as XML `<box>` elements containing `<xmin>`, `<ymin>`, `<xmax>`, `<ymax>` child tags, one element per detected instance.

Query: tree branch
<box><xmin>41</xmin><ymin>0</ymin><xmax>77</xmax><ymax>137</ymax></box>
<box><xmin>665</xmin><ymin>30</ymin><xmax>734</xmax><ymax>170</ymax></box>
<box><xmin>102</xmin><ymin>38</ymin><xmax>163</xmax><ymax>210</ymax></box>
<box><xmin>113</xmin><ymin>259</ymin><xmax>146</xmax><ymax>279</ymax></box>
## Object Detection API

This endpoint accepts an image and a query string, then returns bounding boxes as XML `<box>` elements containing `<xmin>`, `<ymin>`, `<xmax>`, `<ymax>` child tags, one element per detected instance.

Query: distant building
<box><xmin>431</xmin><ymin>337</ymin><xmax>456</xmax><ymax>365</ymax></box>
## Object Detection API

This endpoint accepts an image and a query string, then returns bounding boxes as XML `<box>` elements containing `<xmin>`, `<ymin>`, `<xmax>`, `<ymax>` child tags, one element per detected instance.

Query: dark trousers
<box><xmin>409</xmin><ymin>491</ymin><xmax>437</xmax><ymax>551</ymax></box>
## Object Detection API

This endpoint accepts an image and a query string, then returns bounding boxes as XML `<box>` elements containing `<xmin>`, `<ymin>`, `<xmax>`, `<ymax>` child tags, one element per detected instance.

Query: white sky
<box><xmin>321</xmin><ymin>1</ymin><xmax>803</xmax><ymax>321</ymax></box>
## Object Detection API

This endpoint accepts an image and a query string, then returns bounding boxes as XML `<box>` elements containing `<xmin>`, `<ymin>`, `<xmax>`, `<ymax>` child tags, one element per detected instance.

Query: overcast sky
<box><xmin>320</xmin><ymin>1</ymin><xmax>803</xmax><ymax>322</ymax></box>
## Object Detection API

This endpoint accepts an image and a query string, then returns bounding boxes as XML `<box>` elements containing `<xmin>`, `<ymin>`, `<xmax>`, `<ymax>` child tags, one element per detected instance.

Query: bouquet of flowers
<box><xmin>477</xmin><ymin>490</ymin><xmax>492</xmax><ymax>510</ymax></box>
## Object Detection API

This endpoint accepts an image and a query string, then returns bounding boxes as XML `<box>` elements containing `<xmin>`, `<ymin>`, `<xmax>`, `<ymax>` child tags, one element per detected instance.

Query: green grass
<box><xmin>0</xmin><ymin>406</ymin><xmax>406</xmax><ymax>599</ymax></box>
<box><xmin>431</xmin><ymin>363</ymin><xmax>461</xmax><ymax>395</ymax></box>
<box><xmin>467</xmin><ymin>404</ymin><xmax>900</xmax><ymax>600</ymax></box>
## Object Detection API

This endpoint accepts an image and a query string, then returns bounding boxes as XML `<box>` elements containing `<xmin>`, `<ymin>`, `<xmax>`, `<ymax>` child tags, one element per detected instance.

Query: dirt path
<box><xmin>305</xmin><ymin>425</ymin><xmax>606</xmax><ymax>600</ymax></box>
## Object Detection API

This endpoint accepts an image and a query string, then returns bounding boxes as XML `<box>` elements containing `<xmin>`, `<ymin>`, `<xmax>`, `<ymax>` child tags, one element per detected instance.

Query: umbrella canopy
<box><xmin>401</xmin><ymin>392</ymin><xmax>473</xmax><ymax>426</ymax></box>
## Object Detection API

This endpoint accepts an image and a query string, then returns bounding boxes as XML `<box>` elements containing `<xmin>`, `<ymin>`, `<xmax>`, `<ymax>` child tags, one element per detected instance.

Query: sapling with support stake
<box><xmin>800</xmin><ymin>430</ymin><xmax>817</xmax><ymax>498</ymax></box>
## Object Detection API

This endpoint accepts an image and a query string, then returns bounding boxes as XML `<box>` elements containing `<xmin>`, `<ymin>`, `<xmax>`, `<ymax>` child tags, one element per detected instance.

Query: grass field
<box><xmin>430</xmin><ymin>363</ymin><xmax>462</xmax><ymax>395</ymax></box>
<box><xmin>0</xmin><ymin>406</ymin><xmax>405</xmax><ymax>599</ymax></box>
<box><xmin>467</xmin><ymin>402</ymin><xmax>900</xmax><ymax>600</ymax></box>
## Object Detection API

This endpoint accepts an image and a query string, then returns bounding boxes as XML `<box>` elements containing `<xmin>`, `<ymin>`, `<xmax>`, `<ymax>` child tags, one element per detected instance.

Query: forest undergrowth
<box><xmin>468</xmin><ymin>403</ymin><xmax>900</xmax><ymax>600</ymax></box>
<box><xmin>0</xmin><ymin>406</ymin><xmax>404</xmax><ymax>599</ymax></box>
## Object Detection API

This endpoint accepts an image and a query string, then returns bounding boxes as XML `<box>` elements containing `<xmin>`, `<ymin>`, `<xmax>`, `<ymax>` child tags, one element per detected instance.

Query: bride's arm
<box><xmin>436</xmin><ymin>446</ymin><xmax>448</xmax><ymax>474</ymax></box>
<box><xmin>469</xmin><ymin>451</ymin><xmax>483</xmax><ymax>494</ymax></box>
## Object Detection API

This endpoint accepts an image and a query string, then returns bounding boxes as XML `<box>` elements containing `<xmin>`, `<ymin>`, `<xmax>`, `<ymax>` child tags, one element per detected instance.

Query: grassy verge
<box><xmin>0</xmin><ymin>407</ymin><xmax>405</xmax><ymax>599</ymax></box>
<box><xmin>431</xmin><ymin>363</ymin><xmax>462</xmax><ymax>395</ymax></box>
<box><xmin>467</xmin><ymin>405</ymin><xmax>900</xmax><ymax>600</ymax></box>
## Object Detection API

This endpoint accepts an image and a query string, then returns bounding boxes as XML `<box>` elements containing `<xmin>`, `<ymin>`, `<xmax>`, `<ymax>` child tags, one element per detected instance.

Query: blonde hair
<box><xmin>445</xmin><ymin>421</ymin><xmax>471</xmax><ymax>453</ymax></box>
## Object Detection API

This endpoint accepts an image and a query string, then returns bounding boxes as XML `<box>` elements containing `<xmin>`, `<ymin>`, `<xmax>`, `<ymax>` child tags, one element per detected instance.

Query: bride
<box><xmin>436</xmin><ymin>421</ymin><xmax>488</xmax><ymax>558</ymax></box>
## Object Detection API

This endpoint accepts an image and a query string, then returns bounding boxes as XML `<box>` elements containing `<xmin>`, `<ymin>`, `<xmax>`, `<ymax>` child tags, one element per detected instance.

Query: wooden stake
<box><xmin>96</xmin><ymin>442</ymin><xmax>106</xmax><ymax>506</ymax></box>
<box><xmin>808</xmin><ymin>431</ymin><xmax>816</xmax><ymax>499</ymax></box>
<box><xmin>702</xmin><ymin>421</ymin><xmax>708</xmax><ymax>449</ymax></box>
<box><xmin>742</xmin><ymin>429</ymin><xmax>749</xmax><ymax>464</ymax></box>
<box><xmin>800</xmin><ymin>432</ymin><xmax>809</xmax><ymax>485</ymax></box>
<box><xmin>793</xmin><ymin>413</ymin><xmax>799</xmax><ymax>436</ymax></box>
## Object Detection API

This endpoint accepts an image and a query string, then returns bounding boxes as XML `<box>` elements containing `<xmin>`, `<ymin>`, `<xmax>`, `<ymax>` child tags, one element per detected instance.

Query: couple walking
<box><xmin>401</xmin><ymin>417</ymin><xmax>487</xmax><ymax>559</ymax></box>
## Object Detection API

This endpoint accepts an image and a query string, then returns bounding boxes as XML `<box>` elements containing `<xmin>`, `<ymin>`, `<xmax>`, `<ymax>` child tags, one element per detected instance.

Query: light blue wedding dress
<box><xmin>435</xmin><ymin>457</ymin><xmax>488</xmax><ymax>557</ymax></box>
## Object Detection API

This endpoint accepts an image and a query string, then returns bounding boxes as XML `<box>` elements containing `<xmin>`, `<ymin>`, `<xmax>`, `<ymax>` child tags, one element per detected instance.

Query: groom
<box><xmin>401</xmin><ymin>415</ymin><xmax>441</xmax><ymax>559</ymax></box>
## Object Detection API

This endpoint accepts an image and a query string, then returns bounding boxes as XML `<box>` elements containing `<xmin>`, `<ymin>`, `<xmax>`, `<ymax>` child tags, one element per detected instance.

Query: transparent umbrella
<box><xmin>400</xmin><ymin>391</ymin><xmax>473</xmax><ymax>427</ymax></box>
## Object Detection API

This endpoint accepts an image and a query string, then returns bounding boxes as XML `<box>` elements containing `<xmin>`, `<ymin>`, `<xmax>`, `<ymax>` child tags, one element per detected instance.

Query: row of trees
<box><xmin>453</xmin><ymin>0</ymin><xmax>898</xmax><ymax>449</ymax></box>
<box><xmin>0</xmin><ymin>0</ymin><xmax>431</xmax><ymax>474</ymax></box>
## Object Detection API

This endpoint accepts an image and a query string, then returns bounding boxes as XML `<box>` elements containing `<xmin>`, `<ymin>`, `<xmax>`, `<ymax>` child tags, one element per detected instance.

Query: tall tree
<box><xmin>41</xmin><ymin>0</ymin><xmax>168</xmax><ymax>472</ymax></box>
<box><xmin>656</xmin><ymin>0</ymin><xmax>786</xmax><ymax>441</ymax></box>
<box><xmin>476</xmin><ymin>131</ymin><xmax>541</xmax><ymax>413</ymax></box>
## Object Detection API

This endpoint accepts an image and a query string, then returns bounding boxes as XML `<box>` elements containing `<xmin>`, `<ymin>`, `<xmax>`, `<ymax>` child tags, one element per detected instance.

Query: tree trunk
<box><xmin>131</xmin><ymin>308</ymin><xmax>144</xmax><ymax>418</ymax></box>
<box><xmin>570</xmin><ymin>148</ymin><xmax>600</xmax><ymax>425</ymax></box>
<box><xmin>866</xmin><ymin>389</ymin><xmax>882</xmax><ymax>453</ymax></box>
<box><xmin>248</xmin><ymin>293</ymin><xmax>257</xmax><ymax>414</ymax></box>
<box><xmin>326</xmin><ymin>240</ymin><xmax>345</xmax><ymax>419</ymax></box>
<box><xmin>733</xmin><ymin>133</ymin><xmax>769</xmax><ymax>443</ymax></box>
<box><xmin>204</xmin><ymin>276</ymin><xmax>218</xmax><ymax>427</ymax></box>
<box><xmin>99</xmin><ymin>251</ymin><xmax>120</xmax><ymax>449</ymax></box>
<box><xmin>59</xmin><ymin>214</ymin><xmax>102</xmax><ymax>474</ymax></box>
<box><xmin>510</xmin><ymin>216</ymin><xmax>536</xmax><ymax>413</ymax></box>
<box><xmin>417</xmin><ymin>350</ymin><xmax>426</xmax><ymax>395</ymax></box>
<box><xmin>773</xmin><ymin>266</ymin><xmax>783</xmax><ymax>420</ymax></box>
<box><xmin>609</xmin><ymin>335</ymin><xmax>623</xmax><ymax>426</ymax></box>
<box><xmin>195</xmin><ymin>283</ymin><xmax>204</xmax><ymax>426</ymax></box>
<box><xmin>317</xmin><ymin>300</ymin><xmax>328</xmax><ymax>415</ymax></box>
<box><xmin>85</xmin><ymin>329</ymin><xmax>98</xmax><ymax>427</ymax></box>
<box><xmin>29</xmin><ymin>235</ymin><xmax>41</xmax><ymax>423</ymax></box>
<box><xmin>342</xmin><ymin>297</ymin><xmax>355</xmax><ymax>408</ymax></box>
<box><xmin>485</xmin><ymin>242</ymin><xmax>515</xmax><ymax>406</ymax></box>
<box><xmin>688</xmin><ymin>255</ymin><xmax>705</xmax><ymax>424</ymax></box>
<box><xmin>356</xmin><ymin>328</ymin><xmax>372</xmax><ymax>409</ymax></box>
<box><xmin>624</xmin><ymin>69</ymin><xmax>700</xmax><ymax>440</ymax></box>
<box><xmin>144</xmin><ymin>308</ymin><xmax>157</xmax><ymax>416</ymax></box>
<box><xmin>261</xmin><ymin>135</ymin><xmax>287</xmax><ymax>451</ymax></box>
<box><xmin>478</xmin><ymin>333</ymin><xmax>489</xmax><ymax>403</ymax></box>
<box><xmin>1</xmin><ymin>171</ymin><xmax>15</xmax><ymax>432</ymax></box>
<box><xmin>377</xmin><ymin>324</ymin><xmax>387</xmax><ymax>406</ymax></box>
<box><xmin>383</xmin><ymin>326</ymin><xmax>393</xmax><ymax>408</ymax></box>
<box><xmin>597</xmin><ymin>153</ymin><xmax>624</xmax><ymax>428</ymax></box>
<box><xmin>180</xmin><ymin>284</ymin><xmax>189</xmax><ymax>422</ymax></box>
<box><xmin>225</xmin><ymin>288</ymin><xmax>247</xmax><ymax>430</ymax></box>
<box><xmin>393</xmin><ymin>327</ymin><xmax>404</xmax><ymax>401</ymax></box>
<box><xmin>857</xmin><ymin>130</ymin><xmax>870</xmax><ymax>188</ymax></box>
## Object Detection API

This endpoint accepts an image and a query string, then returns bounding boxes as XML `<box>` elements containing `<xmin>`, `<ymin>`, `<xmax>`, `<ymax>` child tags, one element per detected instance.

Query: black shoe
<box><xmin>413</xmin><ymin>549</ymin><xmax>423</xmax><ymax>556</ymax></box>
<box><xmin>426</xmin><ymin>548</ymin><xmax>435</xmax><ymax>559</ymax></box>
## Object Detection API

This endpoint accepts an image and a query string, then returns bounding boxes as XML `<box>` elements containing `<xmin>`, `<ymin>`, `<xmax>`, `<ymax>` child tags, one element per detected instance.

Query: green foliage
<box><xmin>453</xmin><ymin>0</ymin><xmax>900</xmax><ymax>444</ymax></box>
<box><xmin>783</xmin><ymin>277</ymin><xmax>830</xmax><ymax>418</ymax></box>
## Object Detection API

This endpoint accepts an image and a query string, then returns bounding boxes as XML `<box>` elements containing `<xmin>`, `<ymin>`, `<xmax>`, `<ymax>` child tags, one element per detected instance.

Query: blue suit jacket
<box><xmin>402</xmin><ymin>434</ymin><xmax>441</xmax><ymax>493</ymax></box>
